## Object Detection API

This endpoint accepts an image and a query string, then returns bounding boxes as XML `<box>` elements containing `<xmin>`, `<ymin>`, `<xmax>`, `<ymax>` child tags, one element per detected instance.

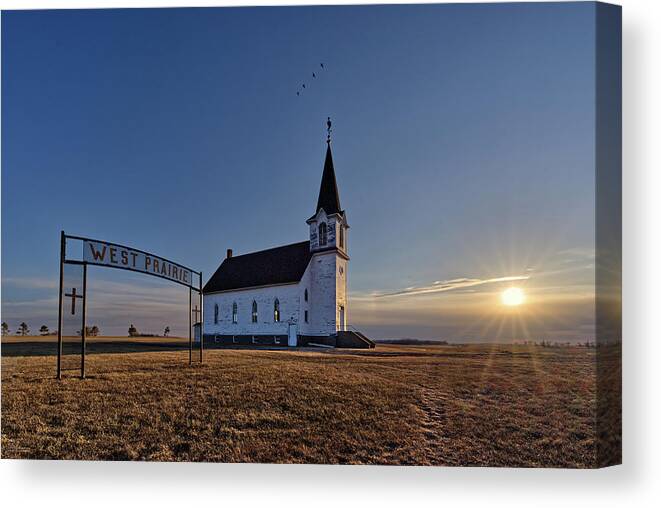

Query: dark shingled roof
<box><xmin>203</xmin><ymin>241</ymin><xmax>312</xmax><ymax>293</ymax></box>
<box><xmin>315</xmin><ymin>144</ymin><xmax>342</xmax><ymax>216</ymax></box>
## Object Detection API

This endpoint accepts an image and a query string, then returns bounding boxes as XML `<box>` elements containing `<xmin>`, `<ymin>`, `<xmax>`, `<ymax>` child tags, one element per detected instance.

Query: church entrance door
<box><xmin>288</xmin><ymin>323</ymin><xmax>297</xmax><ymax>347</ymax></box>
<box><xmin>338</xmin><ymin>305</ymin><xmax>345</xmax><ymax>331</ymax></box>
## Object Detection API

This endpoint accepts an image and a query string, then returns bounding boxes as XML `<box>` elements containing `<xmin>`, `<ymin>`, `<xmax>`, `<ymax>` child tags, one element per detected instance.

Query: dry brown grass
<box><xmin>1</xmin><ymin>339</ymin><xmax>597</xmax><ymax>467</ymax></box>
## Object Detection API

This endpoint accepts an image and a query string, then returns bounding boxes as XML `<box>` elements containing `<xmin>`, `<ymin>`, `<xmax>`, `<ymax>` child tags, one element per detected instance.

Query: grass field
<box><xmin>1</xmin><ymin>337</ymin><xmax>597</xmax><ymax>467</ymax></box>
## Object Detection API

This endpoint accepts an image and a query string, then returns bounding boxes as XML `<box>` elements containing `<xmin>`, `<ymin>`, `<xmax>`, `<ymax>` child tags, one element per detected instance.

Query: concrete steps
<box><xmin>335</xmin><ymin>330</ymin><xmax>376</xmax><ymax>349</ymax></box>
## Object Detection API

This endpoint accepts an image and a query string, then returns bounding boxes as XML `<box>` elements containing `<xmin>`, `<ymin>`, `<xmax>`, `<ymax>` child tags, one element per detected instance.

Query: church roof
<box><xmin>315</xmin><ymin>144</ymin><xmax>343</xmax><ymax>216</ymax></box>
<box><xmin>203</xmin><ymin>241</ymin><xmax>312</xmax><ymax>293</ymax></box>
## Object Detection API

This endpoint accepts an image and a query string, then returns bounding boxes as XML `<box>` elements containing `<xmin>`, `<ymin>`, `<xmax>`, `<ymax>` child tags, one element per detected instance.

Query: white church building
<box><xmin>202</xmin><ymin>125</ymin><xmax>374</xmax><ymax>349</ymax></box>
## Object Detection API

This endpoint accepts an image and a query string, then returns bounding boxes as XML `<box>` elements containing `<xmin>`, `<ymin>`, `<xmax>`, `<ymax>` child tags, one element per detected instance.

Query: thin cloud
<box><xmin>375</xmin><ymin>275</ymin><xmax>530</xmax><ymax>298</ymax></box>
<box><xmin>556</xmin><ymin>247</ymin><xmax>596</xmax><ymax>263</ymax></box>
<box><xmin>2</xmin><ymin>277</ymin><xmax>58</xmax><ymax>289</ymax></box>
<box><xmin>1</xmin><ymin>297</ymin><xmax>59</xmax><ymax>309</ymax></box>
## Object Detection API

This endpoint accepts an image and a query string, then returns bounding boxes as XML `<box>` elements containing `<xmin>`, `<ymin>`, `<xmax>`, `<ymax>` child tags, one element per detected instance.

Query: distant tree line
<box><xmin>76</xmin><ymin>326</ymin><xmax>100</xmax><ymax>337</ymax></box>
<box><xmin>2</xmin><ymin>321</ymin><xmax>175</xmax><ymax>338</ymax></box>
<box><xmin>128</xmin><ymin>324</ymin><xmax>158</xmax><ymax>337</ymax></box>
<box><xmin>375</xmin><ymin>339</ymin><xmax>449</xmax><ymax>345</ymax></box>
<box><xmin>378</xmin><ymin>339</ymin><xmax>598</xmax><ymax>348</ymax></box>
<box><xmin>128</xmin><ymin>324</ymin><xmax>172</xmax><ymax>337</ymax></box>
<box><xmin>1</xmin><ymin>322</ymin><xmax>173</xmax><ymax>338</ymax></box>
<box><xmin>2</xmin><ymin>322</ymin><xmax>32</xmax><ymax>336</ymax></box>
<box><xmin>1</xmin><ymin>322</ymin><xmax>99</xmax><ymax>337</ymax></box>
<box><xmin>515</xmin><ymin>340</ymin><xmax>596</xmax><ymax>348</ymax></box>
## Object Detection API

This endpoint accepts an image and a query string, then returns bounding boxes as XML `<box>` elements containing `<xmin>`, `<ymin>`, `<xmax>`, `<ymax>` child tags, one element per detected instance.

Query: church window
<box><xmin>213</xmin><ymin>303</ymin><xmax>219</xmax><ymax>325</ymax></box>
<box><xmin>304</xmin><ymin>289</ymin><xmax>308</xmax><ymax>302</ymax></box>
<box><xmin>232</xmin><ymin>302</ymin><xmax>238</xmax><ymax>324</ymax></box>
<box><xmin>339</xmin><ymin>225</ymin><xmax>344</xmax><ymax>248</ymax></box>
<box><xmin>252</xmin><ymin>300</ymin><xmax>258</xmax><ymax>323</ymax></box>
<box><xmin>318</xmin><ymin>222</ymin><xmax>327</xmax><ymax>246</ymax></box>
<box><xmin>304</xmin><ymin>310</ymin><xmax>309</xmax><ymax>323</ymax></box>
<box><xmin>274</xmin><ymin>299</ymin><xmax>280</xmax><ymax>322</ymax></box>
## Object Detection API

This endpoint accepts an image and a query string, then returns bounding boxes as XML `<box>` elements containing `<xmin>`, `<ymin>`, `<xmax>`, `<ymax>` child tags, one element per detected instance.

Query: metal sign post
<box><xmin>56</xmin><ymin>232</ymin><xmax>203</xmax><ymax>379</ymax></box>
<box><xmin>81</xmin><ymin>263</ymin><xmax>87</xmax><ymax>379</ymax></box>
<box><xmin>199</xmin><ymin>272</ymin><xmax>203</xmax><ymax>363</ymax></box>
<box><xmin>57</xmin><ymin>231</ymin><xmax>65</xmax><ymax>380</ymax></box>
<box><xmin>189</xmin><ymin>287</ymin><xmax>192</xmax><ymax>365</ymax></box>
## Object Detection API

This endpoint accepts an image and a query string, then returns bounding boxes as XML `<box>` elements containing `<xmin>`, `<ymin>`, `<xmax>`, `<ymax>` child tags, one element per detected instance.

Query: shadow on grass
<box><xmin>1</xmin><ymin>340</ymin><xmax>193</xmax><ymax>357</ymax></box>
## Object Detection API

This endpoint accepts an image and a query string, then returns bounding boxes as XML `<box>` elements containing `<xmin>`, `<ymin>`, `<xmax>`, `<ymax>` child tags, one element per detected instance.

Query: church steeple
<box><xmin>315</xmin><ymin>117</ymin><xmax>342</xmax><ymax>216</ymax></box>
<box><xmin>315</xmin><ymin>143</ymin><xmax>342</xmax><ymax>216</ymax></box>
<box><xmin>307</xmin><ymin>118</ymin><xmax>349</xmax><ymax>255</ymax></box>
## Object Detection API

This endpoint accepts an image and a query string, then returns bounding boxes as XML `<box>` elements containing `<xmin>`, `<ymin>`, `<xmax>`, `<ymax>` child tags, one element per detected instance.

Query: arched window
<box><xmin>318</xmin><ymin>222</ymin><xmax>327</xmax><ymax>246</ymax></box>
<box><xmin>213</xmin><ymin>303</ymin><xmax>219</xmax><ymax>325</ymax></box>
<box><xmin>251</xmin><ymin>300</ymin><xmax>258</xmax><ymax>323</ymax></box>
<box><xmin>304</xmin><ymin>288</ymin><xmax>308</xmax><ymax>302</ymax></box>
<box><xmin>232</xmin><ymin>302</ymin><xmax>238</xmax><ymax>324</ymax></box>
<box><xmin>339</xmin><ymin>225</ymin><xmax>344</xmax><ymax>248</ymax></box>
<box><xmin>274</xmin><ymin>299</ymin><xmax>280</xmax><ymax>322</ymax></box>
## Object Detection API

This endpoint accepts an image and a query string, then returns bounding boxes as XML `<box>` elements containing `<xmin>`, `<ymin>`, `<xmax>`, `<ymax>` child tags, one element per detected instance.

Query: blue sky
<box><xmin>2</xmin><ymin>3</ymin><xmax>597</xmax><ymax>341</ymax></box>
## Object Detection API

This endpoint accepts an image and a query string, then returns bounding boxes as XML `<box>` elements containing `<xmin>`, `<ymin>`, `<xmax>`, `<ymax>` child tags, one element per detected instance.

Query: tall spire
<box><xmin>315</xmin><ymin>118</ymin><xmax>342</xmax><ymax>216</ymax></box>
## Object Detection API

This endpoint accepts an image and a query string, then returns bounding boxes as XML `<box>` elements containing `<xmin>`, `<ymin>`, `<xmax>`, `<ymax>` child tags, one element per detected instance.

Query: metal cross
<box><xmin>64</xmin><ymin>287</ymin><xmax>83</xmax><ymax>315</ymax></box>
<box><xmin>192</xmin><ymin>305</ymin><xmax>201</xmax><ymax>323</ymax></box>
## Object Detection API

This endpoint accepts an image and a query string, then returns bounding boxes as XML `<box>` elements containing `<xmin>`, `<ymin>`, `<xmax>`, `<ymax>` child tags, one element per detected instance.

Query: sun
<box><xmin>501</xmin><ymin>287</ymin><xmax>525</xmax><ymax>306</ymax></box>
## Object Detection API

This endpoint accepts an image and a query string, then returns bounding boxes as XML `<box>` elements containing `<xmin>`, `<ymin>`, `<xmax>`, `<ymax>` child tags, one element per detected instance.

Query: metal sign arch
<box><xmin>56</xmin><ymin>231</ymin><xmax>203</xmax><ymax>379</ymax></box>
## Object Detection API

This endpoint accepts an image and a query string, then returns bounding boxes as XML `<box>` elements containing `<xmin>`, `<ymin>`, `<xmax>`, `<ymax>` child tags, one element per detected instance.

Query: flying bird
<box><xmin>295</xmin><ymin>62</ymin><xmax>326</xmax><ymax>96</ymax></box>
